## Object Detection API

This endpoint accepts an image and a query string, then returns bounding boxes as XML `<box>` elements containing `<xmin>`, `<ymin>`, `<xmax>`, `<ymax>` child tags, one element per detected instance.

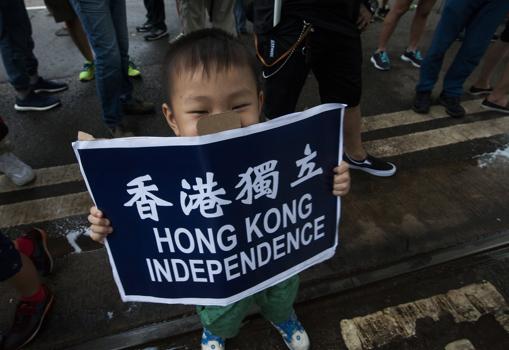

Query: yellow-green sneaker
<box><xmin>128</xmin><ymin>61</ymin><xmax>141</xmax><ymax>78</ymax></box>
<box><xmin>79</xmin><ymin>61</ymin><xmax>95</xmax><ymax>82</ymax></box>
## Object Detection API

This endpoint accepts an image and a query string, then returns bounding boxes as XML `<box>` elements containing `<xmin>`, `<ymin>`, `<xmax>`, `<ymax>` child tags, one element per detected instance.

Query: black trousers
<box><xmin>143</xmin><ymin>0</ymin><xmax>166</xmax><ymax>30</ymax></box>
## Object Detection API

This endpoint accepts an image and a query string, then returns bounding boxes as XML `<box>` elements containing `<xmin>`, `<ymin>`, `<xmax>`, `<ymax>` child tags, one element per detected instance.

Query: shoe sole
<box><xmin>347</xmin><ymin>163</ymin><xmax>397</xmax><ymax>177</ymax></box>
<box><xmin>14</xmin><ymin>101</ymin><xmax>61</xmax><ymax>112</ymax></box>
<box><xmin>480</xmin><ymin>102</ymin><xmax>509</xmax><ymax>113</ymax></box>
<box><xmin>33</xmin><ymin>86</ymin><xmax>68</xmax><ymax>94</ymax></box>
<box><xmin>15</xmin><ymin>291</ymin><xmax>54</xmax><ymax>350</ymax></box>
<box><xmin>468</xmin><ymin>89</ymin><xmax>492</xmax><ymax>96</ymax></box>
<box><xmin>34</xmin><ymin>228</ymin><xmax>54</xmax><ymax>275</ymax></box>
<box><xmin>144</xmin><ymin>32</ymin><xmax>169</xmax><ymax>41</ymax></box>
<box><xmin>400</xmin><ymin>54</ymin><xmax>421</xmax><ymax>68</ymax></box>
<box><xmin>79</xmin><ymin>77</ymin><xmax>95</xmax><ymax>82</ymax></box>
<box><xmin>370</xmin><ymin>57</ymin><xmax>390</xmax><ymax>71</ymax></box>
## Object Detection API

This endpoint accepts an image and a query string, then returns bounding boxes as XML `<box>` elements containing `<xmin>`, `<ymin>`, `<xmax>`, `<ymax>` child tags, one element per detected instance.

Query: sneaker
<box><xmin>468</xmin><ymin>86</ymin><xmax>493</xmax><ymax>96</ymax></box>
<box><xmin>201</xmin><ymin>328</ymin><xmax>225</xmax><ymax>350</ymax></box>
<box><xmin>14</xmin><ymin>92</ymin><xmax>61</xmax><ymax>112</ymax></box>
<box><xmin>3</xmin><ymin>285</ymin><xmax>54</xmax><ymax>350</ymax></box>
<box><xmin>136</xmin><ymin>21</ymin><xmax>153</xmax><ymax>33</ymax></box>
<box><xmin>31</xmin><ymin>77</ymin><xmax>68</xmax><ymax>94</ymax></box>
<box><xmin>170</xmin><ymin>32</ymin><xmax>185</xmax><ymax>43</ymax></box>
<box><xmin>413</xmin><ymin>91</ymin><xmax>432</xmax><ymax>114</ymax></box>
<box><xmin>344</xmin><ymin>153</ymin><xmax>397</xmax><ymax>177</ymax></box>
<box><xmin>79</xmin><ymin>60</ymin><xmax>95</xmax><ymax>82</ymax></box>
<box><xmin>400</xmin><ymin>49</ymin><xmax>423</xmax><ymax>68</ymax></box>
<box><xmin>0</xmin><ymin>152</ymin><xmax>36</xmax><ymax>186</ymax></box>
<box><xmin>122</xmin><ymin>98</ymin><xmax>155</xmax><ymax>115</ymax></box>
<box><xmin>373</xmin><ymin>7</ymin><xmax>390</xmax><ymax>21</ymax></box>
<box><xmin>371</xmin><ymin>51</ymin><xmax>391</xmax><ymax>71</ymax></box>
<box><xmin>19</xmin><ymin>228</ymin><xmax>54</xmax><ymax>276</ymax></box>
<box><xmin>438</xmin><ymin>93</ymin><xmax>465</xmax><ymax>118</ymax></box>
<box><xmin>271</xmin><ymin>312</ymin><xmax>310</xmax><ymax>350</ymax></box>
<box><xmin>481</xmin><ymin>98</ymin><xmax>509</xmax><ymax>113</ymax></box>
<box><xmin>127</xmin><ymin>61</ymin><xmax>142</xmax><ymax>78</ymax></box>
<box><xmin>144</xmin><ymin>27</ymin><xmax>169</xmax><ymax>41</ymax></box>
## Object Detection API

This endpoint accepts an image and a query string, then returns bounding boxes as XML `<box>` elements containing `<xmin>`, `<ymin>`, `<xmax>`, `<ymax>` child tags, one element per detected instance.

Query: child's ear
<box><xmin>162</xmin><ymin>103</ymin><xmax>180</xmax><ymax>136</ymax></box>
<box><xmin>258</xmin><ymin>91</ymin><xmax>264</xmax><ymax>115</ymax></box>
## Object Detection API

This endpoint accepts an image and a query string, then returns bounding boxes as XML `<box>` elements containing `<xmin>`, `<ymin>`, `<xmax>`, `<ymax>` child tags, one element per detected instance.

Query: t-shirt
<box><xmin>253</xmin><ymin>0</ymin><xmax>361</xmax><ymax>37</ymax></box>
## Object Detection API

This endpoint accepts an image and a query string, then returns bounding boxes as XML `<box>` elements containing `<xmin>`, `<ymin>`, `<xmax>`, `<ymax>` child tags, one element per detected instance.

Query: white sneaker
<box><xmin>201</xmin><ymin>328</ymin><xmax>225</xmax><ymax>350</ymax></box>
<box><xmin>0</xmin><ymin>152</ymin><xmax>36</xmax><ymax>186</ymax></box>
<box><xmin>271</xmin><ymin>312</ymin><xmax>310</xmax><ymax>350</ymax></box>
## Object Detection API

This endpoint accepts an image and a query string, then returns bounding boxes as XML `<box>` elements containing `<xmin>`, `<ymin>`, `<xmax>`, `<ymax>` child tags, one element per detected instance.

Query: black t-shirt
<box><xmin>254</xmin><ymin>0</ymin><xmax>361</xmax><ymax>37</ymax></box>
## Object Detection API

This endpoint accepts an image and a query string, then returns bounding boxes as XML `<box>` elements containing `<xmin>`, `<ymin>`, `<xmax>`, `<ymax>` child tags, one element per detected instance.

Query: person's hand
<box><xmin>88</xmin><ymin>206</ymin><xmax>113</xmax><ymax>243</ymax></box>
<box><xmin>333</xmin><ymin>161</ymin><xmax>350</xmax><ymax>196</ymax></box>
<box><xmin>357</xmin><ymin>4</ymin><xmax>372</xmax><ymax>31</ymax></box>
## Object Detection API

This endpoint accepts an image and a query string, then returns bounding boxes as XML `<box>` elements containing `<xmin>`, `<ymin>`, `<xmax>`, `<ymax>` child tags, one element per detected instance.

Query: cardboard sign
<box><xmin>73</xmin><ymin>104</ymin><xmax>345</xmax><ymax>306</ymax></box>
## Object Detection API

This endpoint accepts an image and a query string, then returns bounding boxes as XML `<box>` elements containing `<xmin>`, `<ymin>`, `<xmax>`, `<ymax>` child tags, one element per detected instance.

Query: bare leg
<box><xmin>344</xmin><ymin>105</ymin><xmax>367</xmax><ymax>160</ymax></box>
<box><xmin>7</xmin><ymin>254</ymin><xmax>40</xmax><ymax>298</ymax></box>
<box><xmin>65</xmin><ymin>17</ymin><xmax>94</xmax><ymax>62</ymax></box>
<box><xmin>473</xmin><ymin>40</ymin><xmax>509</xmax><ymax>89</ymax></box>
<box><xmin>407</xmin><ymin>0</ymin><xmax>436</xmax><ymax>51</ymax></box>
<box><xmin>486</xmin><ymin>63</ymin><xmax>509</xmax><ymax>106</ymax></box>
<box><xmin>376</xmin><ymin>0</ymin><xmax>411</xmax><ymax>52</ymax></box>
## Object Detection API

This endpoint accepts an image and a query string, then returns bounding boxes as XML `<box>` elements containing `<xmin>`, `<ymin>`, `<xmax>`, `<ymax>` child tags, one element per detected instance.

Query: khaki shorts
<box><xmin>44</xmin><ymin>0</ymin><xmax>76</xmax><ymax>23</ymax></box>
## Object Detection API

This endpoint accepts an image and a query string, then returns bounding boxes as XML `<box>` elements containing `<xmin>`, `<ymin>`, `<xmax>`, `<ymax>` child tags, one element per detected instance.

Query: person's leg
<box><xmin>473</xmin><ymin>39</ymin><xmax>509</xmax><ymax>90</ymax></box>
<box><xmin>257</xmin><ymin>275</ymin><xmax>299</xmax><ymax>324</ymax></box>
<box><xmin>211</xmin><ymin>0</ymin><xmax>237</xmax><ymax>36</ymax></box>
<box><xmin>442</xmin><ymin>0</ymin><xmax>509</xmax><ymax>97</ymax></box>
<box><xmin>65</xmin><ymin>17</ymin><xmax>94</xmax><ymax>62</ymax></box>
<box><xmin>150</xmin><ymin>0</ymin><xmax>166</xmax><ymax>31</ymax></box>
<box><xmin>234</xmin><ymin>0</ymin><xmax>247</xmax><ymax>34</ymax></box>
<box><xmin>415</xmin><ymin>0</ymin><xmax>472</xmax><ymax>93</ymax></box>
<box><xmin>484</xmin><ymin>60</ymin><xmax>509</xmax><ymax>108</ymax></box>
<box><xmin>407</xmin><ymin>0</ymin><xmax>437</xmax><ymax>51</ymax></box>
<box><xmin>376</xmin><ymin>0</ymin><xmax>412</xmax><ymax>52</ymax></box>
<box><xmin>197</xmin><ymin>298</ymin><xmax>254</xmax><ymax>339</ymax></box>
<box><xmin>179</xmin><ymin>0</ymin><xmax>206</xmax><ymax>34</ymax></box>
<box><xmin>0</xmin><ymin>0</ymin><xmax>38</xmax><ymax>94</ymax></box>
<box><xmin>109</xmin><ymin>0</ymin><xmax>132</xmax><ymax>100</ymax></box>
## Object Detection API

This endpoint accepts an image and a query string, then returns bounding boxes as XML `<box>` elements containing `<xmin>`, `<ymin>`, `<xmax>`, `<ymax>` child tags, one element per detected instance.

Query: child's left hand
<box><xmin>333</xmin><ymin>161</ymin><xmax>350</xmax><ymax>196</ymax></box>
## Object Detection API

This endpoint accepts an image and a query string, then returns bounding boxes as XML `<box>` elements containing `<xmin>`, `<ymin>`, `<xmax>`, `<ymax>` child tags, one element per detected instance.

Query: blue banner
<box><xmin>73</xmin><ymin>104</ymin><xmax>344</xmax><ymax>306</ymax></box>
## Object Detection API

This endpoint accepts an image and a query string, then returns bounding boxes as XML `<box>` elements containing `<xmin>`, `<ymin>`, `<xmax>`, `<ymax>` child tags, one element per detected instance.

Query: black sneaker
<box><xmin>31</xmin><ymin>77</ymin><xmax>68</xmax><ymax>94</ymax></box>
<box><xmin>136</xmin><ymin>21</ymin><xmax>153</xmax><ymax>33</ymax></box>
<box><xmin>123</xmin><ymin>98</ymin><xmax>155</xmax><ymax>115</ymax></box>
<box><xmin>413</xmin><ymin>91</ymin><xmax>432</xmax><ymax>114</ymax></box>
<box><xmin>468</xmin><ymin>86</ymin><xmax>493</xmax><ymax>96</ymax></box>
<box><xmin>21</xmin><ymin>228</ymin><xmax>54</xmax><ymax>276</ymax></box>
<box><xmin>144</xmin><ymin>28</ymin><xmax>169</xmax><ymax>41</ymax></box>
<box><xmin>400</xmin><ymin>49</ymin><xmax>423</xmax><ymax>68</ymax></box>
<box><xmin>3</xmin><ymin>286</ymin><xmax>54</xmax><ymax>350</ymax></box>
<box><xmin>438</xmin><ymin>93</ymin><xmax>465</xmax><ymax>118</ymax></box>
<box><xmin>344</xmin><ymin>153</ymin><xmax>397</xmax><ymax>177</ymax></box>
<box><xmin>14</xmin><ymin>92</ymin><xmax>61</xmax><ymax>112</ymax></box>
<box><xmin>481</xmin><ymin>98</ymin><xmax>509</xmax><ymax>113</ymax></box>
<box><xmin>370</xmin><ymin>51</ymin><xmax>391</xmax><ymax>71</ymax></box>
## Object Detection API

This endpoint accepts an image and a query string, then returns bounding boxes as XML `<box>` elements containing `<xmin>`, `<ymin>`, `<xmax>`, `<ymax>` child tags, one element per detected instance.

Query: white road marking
<box><xmin>26</xmin><ymin>6</ymin><xmax>47</xmax><ymax>10</ymax></box>
<box><xmin>0</xmin><ymin>192</ymin><xmax>92</xmax><ymax>229</ymax></box>
<box><xmin>0</xmin><ymin>163</ymin><xmax>81</xmax><ymax>194</ymax></box>
<box><xmin>340</xmin><ymin>282</ymin><xmax>509</xmax><ymax>350</ymax></box>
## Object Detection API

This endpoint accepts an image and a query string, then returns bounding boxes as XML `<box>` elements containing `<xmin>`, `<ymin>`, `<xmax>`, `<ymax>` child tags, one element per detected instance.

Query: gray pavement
<box><xmin>1</xmin><ymin>2</ymin><xmax>509</xmax><ymax>350</ymax></box>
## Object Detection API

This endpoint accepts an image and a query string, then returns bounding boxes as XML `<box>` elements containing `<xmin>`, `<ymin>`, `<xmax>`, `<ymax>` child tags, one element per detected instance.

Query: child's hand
<box><xmin>88</xmin><ymin>206</ymin><xmax>113</xmax><ymax>243</ymax></box>
<box><xmin>333</xmin><ymin>161</ymin><xmax>350</xmax><ymax>196</ymax></box>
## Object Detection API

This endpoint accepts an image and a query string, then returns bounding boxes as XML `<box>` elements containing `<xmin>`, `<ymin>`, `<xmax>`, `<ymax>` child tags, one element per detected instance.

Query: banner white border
<box><xmin>73</xmin><ymin>103</ymin><xmax>345</xmax><ymax>306</ymax></box>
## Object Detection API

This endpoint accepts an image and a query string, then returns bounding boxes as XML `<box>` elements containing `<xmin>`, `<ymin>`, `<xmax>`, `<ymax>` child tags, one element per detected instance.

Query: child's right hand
<box><xmin>88</xmin><ymin>206</ymin><xmax>113</xmax><ymax>243</ymax></box>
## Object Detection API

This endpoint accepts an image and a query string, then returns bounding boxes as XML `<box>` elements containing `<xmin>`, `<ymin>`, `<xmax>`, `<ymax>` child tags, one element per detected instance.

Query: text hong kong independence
<box><xmin>122</xmin><ymin>143</ymin><xmax>329</xmax><ymax>285</ymax></box>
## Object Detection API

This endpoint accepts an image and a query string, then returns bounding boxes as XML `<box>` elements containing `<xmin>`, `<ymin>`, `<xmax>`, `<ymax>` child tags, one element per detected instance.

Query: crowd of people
<box><xmin>1</xmin><ymin>0</ymin><xmax>509</xmax><ymax>350</ymax></box>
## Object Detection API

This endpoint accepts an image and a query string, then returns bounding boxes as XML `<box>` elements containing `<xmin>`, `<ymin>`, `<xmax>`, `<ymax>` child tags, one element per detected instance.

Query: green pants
<box><xmin>197</xmin><ymin>275</ymin><xmax>300</xmax><ymax>338</ymax></box>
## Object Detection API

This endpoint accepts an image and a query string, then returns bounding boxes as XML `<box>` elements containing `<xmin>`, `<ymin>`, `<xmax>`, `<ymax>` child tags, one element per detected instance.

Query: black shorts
<box><xmin>0</xmin><ymin>231</ymin><xmax>21</xmax><ymax>282</ymax></box>
<box><xmin>44</xmin><ymin>0</ymin><xmax>76</xmax><ymax>23</ymax></box>
<box><xmin>501</xmin><ymin>21</ymin><xmax>509</xmax><ymax>43</ymax></box>
<box><xmin>257</xmin><ymin>24</ymin><xmax>362</xmax><ymax>119</ymax></box>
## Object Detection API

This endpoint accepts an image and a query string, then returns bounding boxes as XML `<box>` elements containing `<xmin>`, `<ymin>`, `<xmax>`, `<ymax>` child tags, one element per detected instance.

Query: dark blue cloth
<box><xmin>0</xmin><ymin>232</ymin><xmax>21</xmax><ymax>282</ymax></box>
<box><xmin>70</xmin><ymin>0</ymin><xmax>133</xmax><ymax>128</ymax></box>
<box><xmin>0</xmin><ymin>0</ymin><xmax>39</xmax><ymax>91</ymax></box>
<box><xmin>416</xmin><ymin>0</ymin><xmax>509</xmax><ymax>97</ymax></box>
<box><xmin>234</xmin><ymin>0</ymin><xmax>247</xmax><ymax>33</ymax></box>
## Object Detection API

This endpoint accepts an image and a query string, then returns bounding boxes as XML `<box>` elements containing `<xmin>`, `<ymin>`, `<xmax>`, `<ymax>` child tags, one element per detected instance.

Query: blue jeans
<box><xmin>234</xmin><ymin>0</ymin><xmax>246</xmax><ymax>33</ymax></box>
<box><xmin>0</xmin><ymin>0</ymin><xmax>39</xmax><ymax>91</ymax></box>
<box><xmin>416</xmin><ymin>0</ymin><xmax>509</xmax><ymax>97</ymax></box>
<box><xmin>70</xmin><ymin>0</ymin><xmax>132</xmax><ymax>127</ymax></box>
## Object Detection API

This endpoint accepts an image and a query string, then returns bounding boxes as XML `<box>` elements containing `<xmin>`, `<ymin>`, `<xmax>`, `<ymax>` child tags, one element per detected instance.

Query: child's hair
<box><xmin>164</xmin><ymin>28</ymin><xmax>262</xmax><ymax>103</ymax></box>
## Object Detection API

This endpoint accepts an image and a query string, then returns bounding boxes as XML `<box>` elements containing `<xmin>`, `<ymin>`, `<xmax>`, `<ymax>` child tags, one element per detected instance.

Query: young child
<box><xmin>87</xmin><ymin>28</ymin><xmax>350</xmax><ymax>350</ymax></box>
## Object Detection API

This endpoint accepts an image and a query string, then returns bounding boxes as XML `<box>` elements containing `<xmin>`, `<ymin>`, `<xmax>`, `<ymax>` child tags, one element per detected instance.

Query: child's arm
<box><xmin>88</xmin><ymin>206</ymin><xmax>113</xmax><ymax>243</ymax></box>
<box><xmin>332</xmin><ymin>161</ymin><xmax>350</xmax><ymax>196</ymax></box>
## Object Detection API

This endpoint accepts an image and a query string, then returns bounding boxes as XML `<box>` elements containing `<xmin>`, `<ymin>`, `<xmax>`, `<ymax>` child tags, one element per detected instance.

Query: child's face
<box><xmin>162</xmin><ymin>65</ymin><xmax>263</xmax><ymax>137</ymax></box>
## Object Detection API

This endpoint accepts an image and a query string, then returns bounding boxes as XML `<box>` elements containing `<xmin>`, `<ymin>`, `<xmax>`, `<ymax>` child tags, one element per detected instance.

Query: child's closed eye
<box><xmin>232</xmin><ymin>103</ymin><xmax>251</xmax><ymax>111</ymax></box>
